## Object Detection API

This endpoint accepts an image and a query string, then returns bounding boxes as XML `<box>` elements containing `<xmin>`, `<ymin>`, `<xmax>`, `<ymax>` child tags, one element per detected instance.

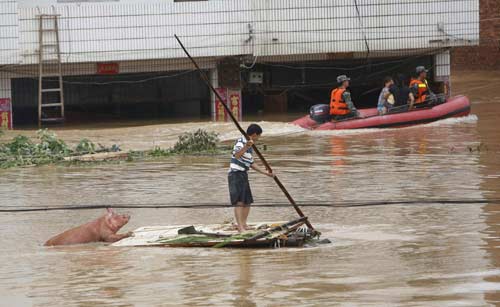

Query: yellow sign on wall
<box><xmin>214</xmin><ymin>88</ymin><xmax>242</xmax><ymax>122</ymax></box>
<box><xmin>0</xmin><ymin>98</ymin><xmax>12</xmax><ymax>129</ymax></box>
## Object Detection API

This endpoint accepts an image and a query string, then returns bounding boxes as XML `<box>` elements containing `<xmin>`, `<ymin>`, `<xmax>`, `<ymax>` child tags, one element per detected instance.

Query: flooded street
<box><xmin>1</xmin><ymin>70</ymin><xmax>500</xmax><ymax>306</ymax></box>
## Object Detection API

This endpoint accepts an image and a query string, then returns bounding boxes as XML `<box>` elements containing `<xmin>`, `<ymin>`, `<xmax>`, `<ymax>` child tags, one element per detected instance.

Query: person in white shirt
<box><xmin>228</xmin><ymin>124</ymin><xmax>274</xmax><ymax>232</ymax></box>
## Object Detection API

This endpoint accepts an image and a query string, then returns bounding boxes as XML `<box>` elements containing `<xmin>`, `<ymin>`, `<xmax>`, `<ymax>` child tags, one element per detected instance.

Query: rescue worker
<box><xmin>330</xmin><ymin>75</ymin><xmax>360</xmax><ymax>120</ymax></box>
<box><xmin>410</xmin><ymin>66</ymin><xmax>434</xmax><ymax>105</ymax></box>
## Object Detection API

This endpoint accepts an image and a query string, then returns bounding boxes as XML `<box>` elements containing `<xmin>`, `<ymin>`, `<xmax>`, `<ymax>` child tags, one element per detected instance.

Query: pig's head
<box><xmin>104</xmin><ymin>208</ymin><xmax>130</xmax><ymax>232</ymax></box>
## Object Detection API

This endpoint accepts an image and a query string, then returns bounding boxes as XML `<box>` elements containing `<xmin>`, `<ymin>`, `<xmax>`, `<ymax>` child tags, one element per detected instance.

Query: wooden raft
<box><xmin>113</xmin><ymin>217</ymin><xmax>315</xmax><ymax>248</ymax></box>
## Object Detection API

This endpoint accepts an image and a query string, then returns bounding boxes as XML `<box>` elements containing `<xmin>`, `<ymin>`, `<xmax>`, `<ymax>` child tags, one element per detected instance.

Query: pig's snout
<box><xmin>121</xmin><ymin>214</ymin><xmax>130</xmax><ymax>225</ymax></box>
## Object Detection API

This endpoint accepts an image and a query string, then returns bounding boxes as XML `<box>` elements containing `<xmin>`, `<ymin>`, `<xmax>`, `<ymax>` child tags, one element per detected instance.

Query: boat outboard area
<box><xmin>293</xmin><ymin>95</ymin><xmax>471</xmax><ymax>130</ymax></box>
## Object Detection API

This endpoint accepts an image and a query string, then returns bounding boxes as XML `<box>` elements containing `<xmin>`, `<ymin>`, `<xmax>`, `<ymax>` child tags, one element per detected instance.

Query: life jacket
<box><xmin>330</xmin><ymin>88</ymin><xmax>350</xmax><ymax>115</ymax></box>
<box><xmin>410</xmin><ymin>78</ymin><xmax>429</xmax><ymax>104</ymax></box>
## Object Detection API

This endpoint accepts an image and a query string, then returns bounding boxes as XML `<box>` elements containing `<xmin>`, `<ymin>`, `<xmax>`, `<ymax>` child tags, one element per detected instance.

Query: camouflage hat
<box><xmin>416</xmin><ymin>66</ymin><xmax>429</xmax><ymax>74</ymax></box>
<box><xmin>336</xmin><ymin>75</ymin><xmax>351</xmax><ymax>83</ymax></box>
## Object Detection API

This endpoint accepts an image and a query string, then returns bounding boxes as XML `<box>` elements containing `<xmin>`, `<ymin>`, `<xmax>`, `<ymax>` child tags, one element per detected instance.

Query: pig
<box><xmin>44</xmin><ymin>208</ymin><xmax>132</xmax><ymax>246</ymax></box>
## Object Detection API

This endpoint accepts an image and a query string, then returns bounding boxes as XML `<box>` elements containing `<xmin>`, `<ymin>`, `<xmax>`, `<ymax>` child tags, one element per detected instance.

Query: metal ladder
<box><xmin>38</xmin><ymin>14</ymin><xmax>65</xmax><ymax>126</ymax></box>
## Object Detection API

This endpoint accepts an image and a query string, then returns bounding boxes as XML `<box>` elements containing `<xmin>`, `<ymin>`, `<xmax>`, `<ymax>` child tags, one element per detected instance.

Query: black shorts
<box><xmin>228</xmin><ymin>171</ymin><xmax>253</xmax><ymax>206</ymax></box>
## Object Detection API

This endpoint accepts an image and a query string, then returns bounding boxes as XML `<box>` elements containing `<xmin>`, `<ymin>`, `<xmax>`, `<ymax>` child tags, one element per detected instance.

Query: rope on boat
<box><xmin>1</xmin><ymin>198</ymin><xmax>498</xmax><ymax>213</ymax></box>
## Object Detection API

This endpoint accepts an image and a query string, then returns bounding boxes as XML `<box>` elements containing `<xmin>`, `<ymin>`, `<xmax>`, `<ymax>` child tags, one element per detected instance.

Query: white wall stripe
<box><xmin>0</xmin><ymin>0</ymin><xmax>478</xmax><ymax>65</ymax></box>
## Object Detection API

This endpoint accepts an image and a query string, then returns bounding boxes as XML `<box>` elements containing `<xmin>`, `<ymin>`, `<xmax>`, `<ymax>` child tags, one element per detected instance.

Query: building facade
<box><xmin>0</xmin><ymin>0</ymin><xmax>480</xmax><ymax>126</ymax></box>
<box><xmin>452</xmin><ymin>0</ymin><xmax>500</xmax><ymax>69</ymax></box>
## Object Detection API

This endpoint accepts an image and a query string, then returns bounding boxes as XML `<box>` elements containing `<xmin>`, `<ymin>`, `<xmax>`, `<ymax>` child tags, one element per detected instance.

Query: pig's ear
<box><xmin>106</xmin><ymin>208</ymin><xmax>115</xmax><ymax>215</ymax></box>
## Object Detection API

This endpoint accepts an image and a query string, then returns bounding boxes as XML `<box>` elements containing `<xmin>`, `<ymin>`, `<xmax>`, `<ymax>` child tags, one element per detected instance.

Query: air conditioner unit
<box><xmin>248</xmin><ymin>72</ymin><xmax>263</xmax><ymax>84</ymax></box>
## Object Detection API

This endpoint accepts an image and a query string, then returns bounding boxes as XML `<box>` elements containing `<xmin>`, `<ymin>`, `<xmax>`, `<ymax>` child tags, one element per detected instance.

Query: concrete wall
<box><xmin>0</xmin><ymin>73</ymin><xmax>13</xmax><ymax>101</ymax></box>
<box><xmin>16</xmin><ymin>0</ymin><xmax>175</xmax><ymax>7</ymax></box>
<box><xmin>435</xmin><ymin>50</ymin><xmax>451</xmax><ymax>81</ymax></box>
<box><xmin>10</xmin><ymin>0</ymin><xmax>479</xmax><ymax>65</ymax></box>
<box><xmin>0</xmin><ymin>0</ymin><xmax>18</xmax><ymax>103</ymax></box>
<box><xmin>0</xmin><ymin>0</ymin><xmax>19</xmax><ymax>65</ymax></box>
<box><xmin>452</xmin><ymin>0</ymin><xmax>500</xmax><ymax>69</ymax></box>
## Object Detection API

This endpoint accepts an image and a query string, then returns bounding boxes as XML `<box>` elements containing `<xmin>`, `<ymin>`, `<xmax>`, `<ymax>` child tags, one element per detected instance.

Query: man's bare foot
<box><xmin>243</xmin><ymin>225</ymin><xmax>255</xmax><ymax>230</ymax></box>
<box><xmin>237</xmin><ymin>226</ymin><xmax>246</xmax><ymax>233</ymax></box>
<box><xmin>227</xmin><ymin>224</ymin><xmax>239</xmax><ymax>231</ymax></box>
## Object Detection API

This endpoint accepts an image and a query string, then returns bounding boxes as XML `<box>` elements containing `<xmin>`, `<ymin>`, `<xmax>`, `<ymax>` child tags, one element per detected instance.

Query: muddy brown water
<box><xmin>1</xmin><ymin>70</ymin><xmax>499</xmax><ymax>306</ymax></box>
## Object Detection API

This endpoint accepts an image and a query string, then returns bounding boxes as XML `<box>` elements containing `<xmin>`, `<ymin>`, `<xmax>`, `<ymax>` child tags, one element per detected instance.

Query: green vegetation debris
<box><xmin>138</xmin><ymin>129</ymin><xmax>224</xmax><ymax>158</ymax></box>
<box><xmin>75</xmin><ymin>138</ymin><xmax>96</xmax><ymax>154</ymax></box>
<box><xmin>149</xmin><ymin>146</ymin><xmax>173</xmax><ymax>157</ymax></box>
<box><xmin>0</xmin><ymin>128</ymin><xmax>224</xmax><ymax>169</ymax></box>
<box><xmin>171</xmin><ymin>129</ymin><xmax>219</xmax><ymax>154</ymax></box>
<box><xmin>0</xmin><ymin>129</ymin><xmax>119</xmax><ymax>169</ymax></box>
<box><xmin>212</xmin><ymin>232</ymin><xmax>257</xmax><ymax>248</ymax></box>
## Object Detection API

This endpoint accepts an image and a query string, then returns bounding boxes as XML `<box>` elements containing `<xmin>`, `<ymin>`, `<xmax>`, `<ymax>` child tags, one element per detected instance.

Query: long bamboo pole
<box><xmin>173</xmin><ymin>34</ymin><xmax>315</xmax><ymax>231</ymax></box>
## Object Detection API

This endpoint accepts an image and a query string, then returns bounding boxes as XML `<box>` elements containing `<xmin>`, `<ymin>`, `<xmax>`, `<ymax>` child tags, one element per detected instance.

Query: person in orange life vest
<box><xmin>330</xmin><ymin>75</ymin><xmax>360</xmax><ymax>120</ymax></box>
<box><xmin>410</xmin><ymin>66</ymin><xmax>434</xmax><ymax>105</ymax></box>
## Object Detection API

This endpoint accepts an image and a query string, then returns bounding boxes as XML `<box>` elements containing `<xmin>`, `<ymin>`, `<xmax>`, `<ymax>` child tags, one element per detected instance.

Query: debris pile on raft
<box><xmin>0</xmin><ymin>129</ymin><xmax>119</xmax><ymax>168</ymax></box>
<box><xmin>113</xmin><ymin>217</ymin><xmax>325</xmax><ymax>249</ymax></box>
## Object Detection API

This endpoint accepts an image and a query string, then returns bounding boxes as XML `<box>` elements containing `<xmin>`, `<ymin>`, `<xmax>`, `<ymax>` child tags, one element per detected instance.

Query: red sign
<box><xmin>214</xmin><ymin>88</ymin><xmax>228</xmax><ymax>122</ymax></box>
<box><xmin>228</xmin><ymin>89</ymin><xmax>242</xmax><ymax>120</ymax></box>
<box><xmin>214</xmin><ymin>88</ymin><xmax>242</xmax><ymax>122</ymax></box>
<box><xmin>97</xmin><ymin>63</ymin><xmax>119</xmax><ymax>75</ymax></box>
<box><xmin>0</xmin><ymin>98</ymin><xmax>13</xmax><ymax>129</ymax></box>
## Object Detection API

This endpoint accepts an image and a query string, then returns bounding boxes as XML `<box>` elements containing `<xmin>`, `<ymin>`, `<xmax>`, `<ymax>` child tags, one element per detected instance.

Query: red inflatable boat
<box><xmin>292</xmin><ymin>95</ymin><xmax>471</xmax><ymax>130</ymax></box>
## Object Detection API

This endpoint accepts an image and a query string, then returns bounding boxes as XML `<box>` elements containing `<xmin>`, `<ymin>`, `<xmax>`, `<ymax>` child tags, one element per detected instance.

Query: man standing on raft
<box><xmin>228</xmin><ymin>124</ymin><xmax>274</xmax><ymax>232</ymax></box>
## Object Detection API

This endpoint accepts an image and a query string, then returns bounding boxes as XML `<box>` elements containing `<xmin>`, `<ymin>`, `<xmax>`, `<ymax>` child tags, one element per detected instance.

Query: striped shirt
<box><xmin>229</xmin><ymin>136</ymin><xmax>254</xmax><ymax>172</ymax></box>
